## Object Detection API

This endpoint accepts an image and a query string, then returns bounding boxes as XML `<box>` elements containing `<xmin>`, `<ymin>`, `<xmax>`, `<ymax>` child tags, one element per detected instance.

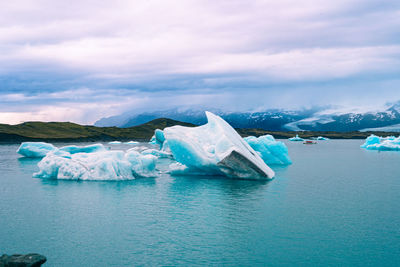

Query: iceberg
<box><xmin>149</xmin><ymin>129</ymin><xmax>165</xmax><ymax>148</ymax></box>
<box><xmin>108</xmin><ymin>141</ymin><xmax>122</xmax><ymax>144</ymax></box>
<box><xmin>17</xmin><ymin>142</ymin><xmax>57</xmax><ymax>158</ymax></box>
<box><xmin>361</xmin><ymin>134</ymin><xmax>400</xmax><ymax>151</ymax></box>
<box><xmin>244</xmin><ymin>135</ymin><xmax>292</xmax><ymax>165</ymax></box>
<box><xmin>289</xmin><ymin>134</ymin><xmax>304</xmax><ymax>141</ymax></box>
<box><xmin>163</xmin><ymin>111</ymin><xmax>275</xmax><ymax>179</ymax></box>
<box><xmin>17</xmin><ymin>142</ymin><xmax>108</xmax><ymax>158</ymax></box>
<box><xmin>316</xmin><ymin>136</ymin><xmax>329</xmax><ymax>140</ymax></box>
<box><xmin>34</xmin><ymin>150</ymin><xmax>157</xmax><ymax>180</ymax></box>
<box><xmin>125</xmin><ymin>141</ymin><xmax>139</xmax><ymax>145</ymax></box>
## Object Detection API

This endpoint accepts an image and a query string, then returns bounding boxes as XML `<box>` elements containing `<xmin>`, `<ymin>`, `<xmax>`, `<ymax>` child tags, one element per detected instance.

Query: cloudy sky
<box><xmin>1</xmin><ymin>0</ymin><xmax>400</xmax><ymax>124</ymax></box>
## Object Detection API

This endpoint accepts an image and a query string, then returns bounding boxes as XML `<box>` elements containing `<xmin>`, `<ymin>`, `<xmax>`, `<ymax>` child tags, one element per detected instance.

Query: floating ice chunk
<box><xmin>17</xmin><ymin>142</ymin><xmax>108</xmax><ymax>158</ymax></box>
<box><xmin>361</xmin><ymin>134</ymin><xmax>381</xmax><ymax>148</ymax></box>
<box><xmin>125</xmin><ymin>141</ymin><xmax>139</xmax><ymax>145</ymax></box>
<box><xmin>155</xmin><ymin>129</ymin><xmax>165</xmax><ymax>144</ymax></box>
<box><xmin>361</xmin><ymin>134</ymin><xmax>400</xmax><ymax>151</ymax></box>
<box><xmin>289</xmin><ymin>134</ymin><xmax>304</xmax><ymax>141</ymax></box>
<box><xmin>108</xmin><ymin>141</ymin><xmax>122</xmax><ymax>144</ymax></box>
<box><xmin>59</xmin><ymin>144</ymin><xmax>106</xmax><ymax>154</ymax></box>
<box><xmin>244</xmin><ymin>135</ymin><xmax>292</xmax><ymax>165</ymax></box>
<box><xmin>316</xmin><ymin>136</ymin><xmax>329</xmax><ymax>140</ymax></box>
<box><xmin>163</xmin><ymin>111</ymin><xmax>275</xmax><ymax>179</ymax></box>
<box><xmin>149</xmin><ymin>129</ymin><xmax>165</xmax><ymax>148</ymax></box>
<box><xmin>149</xmin><ymin>135</ymin><xmax>156</xmax><ymax>144</ymax></box>
<box><xmin>34</xmin><ymin>150</ymin><xmax>157</xmax><ymax>180</ymax></box>
<box><xmin>17</xmin><ymin>142</ymin><xmax>57</xmax><ymax>158</ymax></box>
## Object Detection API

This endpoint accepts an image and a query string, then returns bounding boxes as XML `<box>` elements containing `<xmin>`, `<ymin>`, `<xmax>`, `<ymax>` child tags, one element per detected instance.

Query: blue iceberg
<box><xmin>164</xmin><ymin>112</ymin><xmax>275</xmax><ymax>179</ymax></box>
<box><xmin>361</xmin><ymin>134</ymin><xmax>400</xmax><ymax>151</ymax></box>
<box><xmin>108</xmin><ymin>141</ymin><xmax>122</xmax><ymax>144</ymax></box>
<box><xmin>17</xmin><ymin>142</ymin><xmax>108</xmax><ymax>158</ymax></box>
<box><xmin>289</xmin><ymin>134</ymin><xmax>304</xmax><ymax>141</ymax></box>
<box><xmin>316</xmin><ymin>136</ymin><xmax>329</xmax><ymax>140</ymax></box>
<box><xmin>125</xmin><ymin>141</ymin><xmax>139</xmax><ymax>145</ymax></box>
<box><xmin>244</xmin><ymin>135</ymin><xmax>292</xmax><ymax>165</ymax></box>
<box><xmin>149</xmin><ymin>129</ymin><xmax>165</xmax><ymax>148</ymax></box>
<box><xmin>59</xmin><ymin>144</ymin><xmax>106</xmax><ymax>154</ymax></box>
<box><xmin>17</xmin><ymin>142</ymin><xmax>57</xmax><ymax>158</ymax></box>
<box><xmin>34</xmin><ymin>150</ymin><xmax>157</xmax><ymax>180</ymax></box>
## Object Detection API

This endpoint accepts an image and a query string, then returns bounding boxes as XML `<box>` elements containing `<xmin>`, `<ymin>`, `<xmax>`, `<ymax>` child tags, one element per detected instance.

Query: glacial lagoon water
<box><xmin>1</xmin><ymin>140</ymin><xmax>400</xmax><ymax>266</ymax></box>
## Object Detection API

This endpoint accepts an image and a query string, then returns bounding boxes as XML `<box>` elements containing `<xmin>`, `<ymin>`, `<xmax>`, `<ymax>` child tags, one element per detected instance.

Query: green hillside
<box><xmin>0</xmin><ymin>118</ymin><xmax>397</xmax><ymax>143</ymax></box>
<box><xmin>0</xmin><ymin>118</ymin><xmax>195</xmax><ymax>143</ymax></box>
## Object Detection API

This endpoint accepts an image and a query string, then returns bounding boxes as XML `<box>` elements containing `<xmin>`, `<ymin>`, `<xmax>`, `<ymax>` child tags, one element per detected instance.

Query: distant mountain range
<box><xmin>95</xmin><ymin>102</ymin><xmax>400</xmax><ymax>132</ymax></box>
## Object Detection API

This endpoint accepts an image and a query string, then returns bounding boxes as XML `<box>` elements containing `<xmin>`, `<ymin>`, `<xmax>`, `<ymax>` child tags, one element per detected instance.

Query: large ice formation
<box><xmin>17</xmin><ymin>142</ymin><xmax>107</xmax><ymax>158</ymax></box>
<box><xmin>34</xmin><ymin>150</ymin><xmax>157</xmax><ymax>180</ymax></box>
<box><xmin>361</xmin><ymin>134</ymin><xmax>400</xmax><ymax>151</ymax></box>
<box><xmin>163</xmin><ymin>111</ymin><xmax>275</xmax><ymax>179</ymax></box>
<box><xmin>289</xmin><ymin>134</ymin><xmax>304</xmax><ymax>141</ymax></box>
<box><xmin>17</xmin><ymin>142</ymin><xmax>57</xmax><ymax>158</ymax></box>
<box><xmin>316</xmin><ymin>136</ymin><xmax>329</xmax><ymax>140</ymax></box>
<box><xmin>244</xmin><ymin>135</ymin><xmax>292</xmax><ymax>165</ymax></box>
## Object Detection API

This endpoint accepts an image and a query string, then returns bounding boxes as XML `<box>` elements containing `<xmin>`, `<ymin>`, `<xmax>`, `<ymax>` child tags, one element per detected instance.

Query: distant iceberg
<box><xmin>17</xmin><ymin>142</ymin><xmax>57</xmax><ymax>158</ymax></box>
<box><xmin>34</xmin><ymin>150</ymin><xmax>157</xmax><ymax>180</ymax></box>
<box><xmin>244</xmin><ymin>135</ymin><xmax>292</xmax><ymax>165</ymax></box>
<box><xmin>125</xmin><ymin>141</ymin><xmax>139</xmax><ymax>145</ymax></box>
<box><xmin>289</xmin><ymin>134</ymin><xmax>304</xmax><ymax>141</ymax></box>
<box><xmin>361</xmin><ymin>134</ymin><xmax>400</xmax><ymax>151</ymax></box>
<box><xmin>108</xmin><ymin>141</ymin><xmax>122</xmax><ymax>144</ymax></box>
<box><xmin>163</xmin><ymin>111</ymin><xmax>275</xmax><ymax>179</ymax></box>
<box><xmin>316</xmin><ymin>136</ymin><xmax>329</xmax><ymax>140</ymax></box>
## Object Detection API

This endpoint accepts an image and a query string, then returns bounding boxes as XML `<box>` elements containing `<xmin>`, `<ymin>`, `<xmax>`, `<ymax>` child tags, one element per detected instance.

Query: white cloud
<box><xmin>1</xmin><ymin>0</ymin><xmax>399</xmax><ymax>79</ymax></box>
<box><xmin>0</xmin><ymin>0</ymin><xmax>399</xmax><ymax>123</ymax></box>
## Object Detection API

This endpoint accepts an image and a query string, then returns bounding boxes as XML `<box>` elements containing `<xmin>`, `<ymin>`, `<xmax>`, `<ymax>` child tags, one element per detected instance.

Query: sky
<box><xmin>0</xmin><ymin>0</ymin><xmax>400</xmax><ymax>124</ymax></box>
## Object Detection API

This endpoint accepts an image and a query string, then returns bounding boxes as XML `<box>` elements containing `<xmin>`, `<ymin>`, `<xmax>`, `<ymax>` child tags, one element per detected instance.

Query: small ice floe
<box><xmin>125</xmin><ymin>141</ymin><xmax>139</xmax><ymax>145</ymax></box>
<box><xmin>108</xmin><ymin>141</ymin><xmax>122</xmax><ymax>144</ymax></box>
<box><xmin>244</xmin><ymin>135</ymin><xmax>292</xmax><ymax>165</ymax></box>
<box><xmin>361</xmin><ymin>134</ymin><xmax>400</xmax><ymax>151</ymax></box>
<box><xmin>17</xmin><ymin>142</ymin><xmax>57</xmax><ymax>158</ymax></box>
<box><xmin>289</xmin><ymin>134</ymin><xmax>304</xmax><ymax>141</ymax></box>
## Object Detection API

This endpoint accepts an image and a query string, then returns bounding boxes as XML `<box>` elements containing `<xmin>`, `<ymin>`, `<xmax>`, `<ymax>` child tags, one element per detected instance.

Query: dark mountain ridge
<box><xmin>95</xmin><ymin>102</ymin><xmax>400</xmax><ymax>132</ymax></box>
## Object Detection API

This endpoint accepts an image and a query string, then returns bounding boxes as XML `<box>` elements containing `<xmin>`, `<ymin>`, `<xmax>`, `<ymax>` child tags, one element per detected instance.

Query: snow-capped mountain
<box><xmin>95</xmin><ymin>107</ymin><xmax>318</xmax><ymax>131</ymax></box>
<box><xmin>287</xmin><ymin>102</ymin><xmax>400</xmax><ymax>132</ymax></box>
<box><xmin>94</xmin><ymin>102</ymin><xmax>400</xmax><ymax>132</ymax></box>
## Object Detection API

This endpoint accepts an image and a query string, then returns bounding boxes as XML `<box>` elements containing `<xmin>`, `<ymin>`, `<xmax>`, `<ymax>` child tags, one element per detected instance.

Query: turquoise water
<box><xmin>1</xmin><ymin>140</ymin><xmax>400</xmax><ymax>266</ymax></box>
